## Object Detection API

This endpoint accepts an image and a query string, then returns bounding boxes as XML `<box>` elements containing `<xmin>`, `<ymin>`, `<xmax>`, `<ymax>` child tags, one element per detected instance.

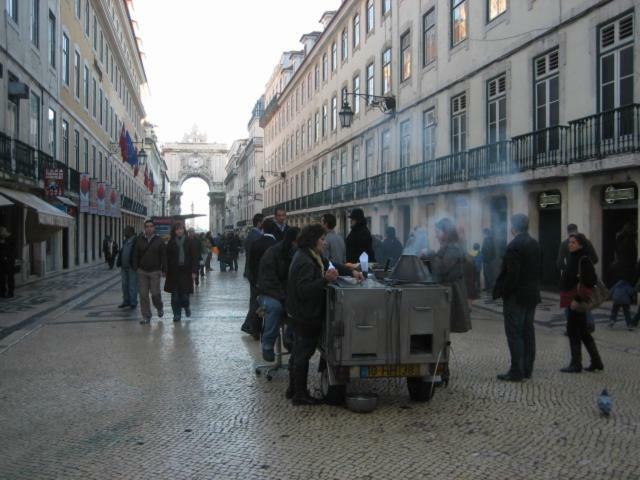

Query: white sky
<box><xmin>134</xmin><ymin>0</ymin><xmax>340</xmax><ymax>146</ymax></box>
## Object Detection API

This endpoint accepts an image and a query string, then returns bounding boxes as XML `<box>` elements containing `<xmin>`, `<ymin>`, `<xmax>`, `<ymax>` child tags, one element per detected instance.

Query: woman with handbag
<box><xmin>559</xmin><ymin>233</ymin><xmax>604</xmax><ymax>373</ymax></box>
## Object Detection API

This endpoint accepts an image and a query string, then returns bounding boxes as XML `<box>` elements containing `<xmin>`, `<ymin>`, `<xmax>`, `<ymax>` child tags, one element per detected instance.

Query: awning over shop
<box><xmin>0</xmin><ymin>187</ymin><xmax>73</xmax><ymax>228</ymax></box>
<box><xmin>0</xmin><ymin>195</ymin><xmax>14</xmax><ymax>207</ymax></box>
<box><xmin>56</xmin><ymin>196</ymin><xmax>76</xmax><ymax>207</ymax></box>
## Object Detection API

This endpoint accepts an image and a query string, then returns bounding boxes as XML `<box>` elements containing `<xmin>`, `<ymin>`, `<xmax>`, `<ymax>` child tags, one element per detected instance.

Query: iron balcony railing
<box><xmin>262</xmin><ymin>104</ymin><xmax>640</xmax><ymax>216</ymax></box>
<box><xmin>14</xmin><ymin>140</ymin><xmax>36</xmax><ymax>180</ymax></box>
<box><xmin>0</xmin><ymin>132</ymin><xmax>11</xmax><ymax>173</ymax></box>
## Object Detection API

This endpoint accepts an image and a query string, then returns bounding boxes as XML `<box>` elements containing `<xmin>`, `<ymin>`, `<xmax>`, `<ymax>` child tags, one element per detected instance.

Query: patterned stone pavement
<box><xmin>0</xmin><ymin>260</ymin><xmax>639</xmax><ymax>480</ymax></box>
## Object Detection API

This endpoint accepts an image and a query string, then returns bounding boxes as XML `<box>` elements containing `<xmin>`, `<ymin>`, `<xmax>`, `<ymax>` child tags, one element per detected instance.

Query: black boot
<box><xmin>583</xmin><ymin>336</ymin><xmax>604</xmax><ymax>372</ymax></box>
<box><xmin>291</xmin><ymin>364</ymin><xmax>319</xmax><ymax>406</ymax></box>
<box><xmin>560</xmin><ymin>336</ymin><xmax>582</xmax><ymax>373</ymax></box>
<box><xmin>285</xmin><ymin>366</ymin><xmax>295</xmax><ymax>400</ymax></box>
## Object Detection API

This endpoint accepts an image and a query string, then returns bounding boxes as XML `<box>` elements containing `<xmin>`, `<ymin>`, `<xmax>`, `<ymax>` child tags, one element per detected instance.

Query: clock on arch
<box><xmin>189</xmin><ymin>156</ymin><xmax>203</xmax><ymax>168</ymax></box>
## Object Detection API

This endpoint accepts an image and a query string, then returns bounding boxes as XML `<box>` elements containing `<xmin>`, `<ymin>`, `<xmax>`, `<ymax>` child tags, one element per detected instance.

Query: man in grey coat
<box><xmin>321</xmin><ymin>213</ymin><xmax>345</xmax><ymax>264</ymax></box>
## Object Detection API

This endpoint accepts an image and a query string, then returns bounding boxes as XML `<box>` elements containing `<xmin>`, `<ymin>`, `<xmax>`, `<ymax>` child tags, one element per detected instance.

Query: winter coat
<box><xmin>559</xmin><ymin>249</ymin><xmax>596</xmax><ymax>308</ymax></box>
<box><xmin>556</xmin><ymin>236</ymin><xmax>598</xmax><ymax>271</ymax></box>
<box><xmin>273</xmin><ymin>223</ymin><xmax>289</xmax><ymax>242</ymax></box>
<box><xmin>0</xmin><ymin>237</ymin><xmax>16</xmax><ymax>273</ymax></box>
<box><xmin>163</xmin><ymin>236</ymin><xmax>199</xmax><ymax>294</ymax></box>
<box><xmin>345</xmin><ymin>222</ymin><xmax>375</xmax><ymax>263</ymax></box>
<box><xmin>609</xmin><ymin>280</ymin><xmax>634</xmax><ymax>305</ymax></box>
<box><xmin>243</xmin><ymin>227</ymin><xmax>262</xmax><ymax>277</ymax></box>
<box><xmin>324</xmin><ymin>230</ymin><xmax>346</xmax><ymax>264</ymax></box>
<box><xmin>248</xmin><ymin>234</ymin><xmax>278</xmax><ymax>285</ymax></box>
<box><xmin>430</xmin><ymin>242</ymin><xmax>471</xmax><ymax>333</ymax></box>
<box><xmin>256</xmin><ymin>241</ymin><xmax>295</xmax><ymax>301</ymax></box>
<box><xmin>286</xmin><ymin>248</ymin><xmax>351</xmax><ymax>336</ymax></box>
<box><xmin>493</xmin><ymin>232</ymin><xmax>542</xmax><ymax>308</ymax></box>
<box><xmin>132</xmin><ymin>235</ymin><xmax>167</xmax><ymax>273</ymax></box>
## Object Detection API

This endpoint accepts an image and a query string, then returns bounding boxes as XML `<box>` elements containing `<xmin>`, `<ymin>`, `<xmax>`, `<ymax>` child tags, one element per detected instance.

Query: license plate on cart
<box><xmin>359</xmin><ymin>364</ymin><xmax>422</xmax><ymax>378</ymax></box>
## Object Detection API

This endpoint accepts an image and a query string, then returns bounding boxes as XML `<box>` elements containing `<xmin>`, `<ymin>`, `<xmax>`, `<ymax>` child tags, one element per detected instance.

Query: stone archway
<box><xmin>163</xmin><ymin>142</ymin><xmax>228</xmax><ymax>234</ymax></box>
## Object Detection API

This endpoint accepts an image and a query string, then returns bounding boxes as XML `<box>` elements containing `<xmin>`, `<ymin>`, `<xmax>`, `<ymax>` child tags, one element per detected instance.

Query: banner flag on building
<box><xmin>79</xmin><ymin>173</ymin><xmax>90</xmax><ymax>213</ymax></box>
<box><xmin>97</xmin><ymin>182</ymin><xmax>106</xmax><ymax>216</ymax></box>
<box><xmin>119</xmin><ymin>126</ymin><xmax>128</xmax><ymax>163</ymax></box>
<box><xmin>125</xmin><ymin>131</ymin><xmax>138</xmax><ymax>170</ymax></box>
<box><xmin>109</xmin><ymin>186</ymin><xmax>118</xmax><ymax>218</ymax></box>
<box><xmin>143</xmin><ymin>165</ymin><xmax>149</xmax><ymax>189</ymax></box>
<box><xmin>89</xmin><ymin>178</ymin><xmax>98</xmax><ymax>214</ymax></box>
<box><xmin>104</xmin><ymin>183</ymin><xmax>112</xmax><ymax>217</ymax></box>
<box><xmin>149</xmin><ymin>171</ymin><xmax>155</xmax><ymax>193</ymax></box>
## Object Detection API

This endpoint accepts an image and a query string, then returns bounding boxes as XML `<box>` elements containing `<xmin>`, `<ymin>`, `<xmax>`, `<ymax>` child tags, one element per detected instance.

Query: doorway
<box><xmin>401</xmin><ymin>205</ymin><xmax>411</xmax><ymax>245</ymax></box>
<box><xmin>538</xmin><ymin>207</ymin><xmax>561</xmax><ymax>289</ymax></box>
<box><xmin>62</xmin><ymin>228</ymin><xmax>69</xmax><ymax>269</ymax></box>
<box><xmin>602</xmin><ymin>207</ymin><xmax>637</xmax><ymax>286</ymax></box>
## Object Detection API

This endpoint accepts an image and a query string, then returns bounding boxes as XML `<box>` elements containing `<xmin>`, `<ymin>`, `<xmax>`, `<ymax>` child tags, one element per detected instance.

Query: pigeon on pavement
<box><xmin>597</xmin><ymin>389</ymin><xmax>612</xmax><ymax>417</ymax></box>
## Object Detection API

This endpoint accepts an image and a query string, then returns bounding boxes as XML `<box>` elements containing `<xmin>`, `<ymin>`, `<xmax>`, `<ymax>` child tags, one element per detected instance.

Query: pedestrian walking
<box><xmin>0</xmin><ymin>226</ymin><xmax>17</xmax><ymax>298</ymax></box>
<box><xmin>243</xmin><ymin>214</ymin><xmax>263</xmax><ymax>279</ymax></box>
<box><xmin>187</xmin><ymin>229</ymin><xmax>203</xmax><ymax>285</ymax></box>
<box><xmin>226</xmin><ymin>231</ymin><xmax>240</xmax><ymax>272</ymax></box>
<box><xmin>204</xmin><ymin>231</ymin><xmax>214</xmax><ymax>271</ymax></box>
<box><xmin>132</xmin><ymin>219</ymin><xmax>167</xmax><ymax>325</ymax></box>
<box><xmin>242</xmin><ymin>219</ymin><xmax>279</xmax><ymax>338</ymax></box>
<box><xmin>116</xmin><ymin>226</ymin><xmax>138</xmax><ymax>310</ymax></box>
<box><xmin>345</xmin><ymin>208</ymin><xmax>375</xmax><ymax>264</ymax></box>
<box><xmin>320</xmin><ymin>213</ymin><xmax>345</xmax><ymax>264</ymax></box>
<box><xmin>613</xmin><ymin>222</ymin><xmax>637</xmax><ymax>283</ymax></box>
<box><xmin>469</xmin><ymin>243</ymin><xmax>483</xmax><ymax>294</ymax></box>
<box><xmin>165</xmin><ymin>222</ymin><xmax>199</xmax><ymax>322</ymax></box>
<box><xmin>556</xmin><ymin>224</ymin><xmax>598</xmax><ymax>275</ymax></box>
<box><xmin>286</xmin><ymin>224</ymin><xmax>361</xmax><ymax>405</ymax></box>
<box><xmin>481</xmin><ymin>228</ymin><xmax>496</xmax><ymax>291</ymax></box>
<box><xmin>273</xmin><ymin>207</ymin><xmax>289</xmax><ymax>241</ymax></box>
<box><xmin>559</xmin><ymin>233</ymin><xmax>604</xmax><ymax>373</ymax></box>
<box><xmin>608</xmin><ymin>278</ymin><xmax>634</xmax><ymax>330</ymax></box>
<box><xmin>492</xmin><ymin>214</ymin><xmax>541</xmax><ymax>382</ymax></box>
<box><xmin>102</xmin><ymin>235</ymin><xmax>119</xmax><ymax>269</ymax></box>
<box><xmin>256</xmin><ymin>227</ymin><xmax>300</xmax><ymax>361</ymax></box>
<box><xmin>379</xmin><ymin>226</ymin><xmax>404</xmax><ymax>268</ymax></box>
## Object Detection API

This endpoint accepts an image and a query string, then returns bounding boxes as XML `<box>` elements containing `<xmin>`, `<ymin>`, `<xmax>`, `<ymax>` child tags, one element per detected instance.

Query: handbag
<box><xmin>571</xmin><ymin>257</ymin><xmax>609</xmax><ymax>312</ymax></box>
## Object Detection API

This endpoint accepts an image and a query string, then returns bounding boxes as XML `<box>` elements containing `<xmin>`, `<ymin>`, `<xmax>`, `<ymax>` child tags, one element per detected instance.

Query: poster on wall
<box><xmin>104</xmin><ymin>183</ymin><xmax>112</xmax><ymax>217</ymax></box>
<box><xmin>89</xmin><ymin>179</ymin><xmax>98</xmax><ymax>214</ymax></box>
<box><xmin>79</xmin><ymin>174</ymin><xmax>91</xmax><ymax>213</ymax></box>
<box><xmin>44</xmin><ymin>168</ymin><xmax>65</xmax><ymax>197</ymax></box>
<box><xmin>97</xmin><ymin>182</ymin><xmax>106</xmax><ymax>216</ymax></box>
<box><xmin>152</xmin><ymin>217</ymin><xmax>173</xmax><ymax>242</ymax></box>
<box><xmin>109</xmin><ymin>187</ymin><xmax>118</xmax><ymax>218</ymax></box>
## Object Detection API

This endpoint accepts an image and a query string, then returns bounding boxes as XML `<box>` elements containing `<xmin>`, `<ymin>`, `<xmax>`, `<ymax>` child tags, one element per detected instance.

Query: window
<box><xmin>487</xmin><ymin>75</ymin><xmax>507</xmax><ymax>145</ymax></box>
<box><xmin>322</xmin><ymin>53</ymin><xmax>328</xmax><ymax>81</ymax></box>
<box><xmin>534</xmin><ymin>50</ymin><xmax>559</xmax><ymax>152</ymax></box>
<box><xmin>341</xmin><ymin>29</ymin><xmax>349</xmax><ymax>62</ymax></box>
<box><xmin>599</xmin><ymin>14</ymin><xmax>634</xmax><ymax>138</ymax></box>
<box><xmin>423</xmin><ymin>9</ymin><xmax>437</xmax><ymax>66</ymax></box>
<box><xmin>322</xmin><ymin>104</ymin><xmax>328</xmax><ymax>137</ymax></box>
<box><xmin>307</xmin><ymin>72</ymin><xmax>312</xmax><ymax>99</ymax></box>
<box><xmin>352</xmin><ymin>145</ymin><xmax>360</xmax><ymax>181</ymax></box>
<box><xmin>83</xmin><ymin>65</ymin><xmax>89</xmax><ymax>108</ymax></box>
<box><xmin>400</xmin><ymin>120</ymin><xmax>411</xmax><ymax>167</ymax></box>
<box><xmin>366</xmin><ymin>63</ymin><xmax>375</xmax><ymax>104</ymax></box>
<box><xmin>381</xmin><ymin>130</ymin><xmax>391</xmax><ymax>173</ymax></box>
<box><xmin>353</xmin><ymin>75</ymin><xmax>361</xmax><ymax>114</ymax></box>
<box><xmin>48</xmin><ymin>11</ymin><xmax>56</xmax><ymax>68</ymax></box>
<box><xmin>6</xmin><ymin>0</ymin><xmax>17</xmax><ymax>22</ymax></box>
<box><xmin>30</xmin><ymin>93</ymin><xmax>41</xmax><ymax>148</ymax></box>
<box><xmin>321</xmin><ymin>160</ymin><xmax>327</xmax><ymax>189</ymax></box>
<box><xmin>307</xmin><ymin>118</ymin><xmax>312</xmax><ymax>146</ymax></box>
<box><xmin>92</xmin><ymin>15</ymin><xmax>97</xmax><ymax>49</ymax></box>
<box><xmin>365</xmin><ymin>138</ymin><xmax>374</xmax><ymax>177</ymax></box>
<box><xmin>423</xmin><ymin>108</ymin><xmax>437</xmax><ymax>161</ymax></box>
<box><xmin>331</xmin><ymin>96</ymin><xmax>338</xmax><ymax>131</ymax></box>
<box><xmin>84</xmin><ymin>0</ymin><xmax>89</xmax><ymax>36</ymax></box>
<box><xmin>92</xmin><ymin>77</ymin><xmax>97</xmax><ymax>117</ymax></box>
<box><xmin>74</xmin><ymin>130</ymin><xmax>80</xmax><ymax>169</ymax></box>
<box><xmin>315</xmin><ymin>64</ymin><xmax>320</xmax><ymax>90</ymax></box>
<box><xmin>83</xmin><ymin>138</ymin><xmax>88</xmax><ymax>171</ymax></box>
<box><xmin>48</xmin><ymin>108</ymin><xmax>56</xmax><ymax>157</ymax></box>
<box><xmin>340</xmin><ymin>150</ymin><xmax>347</xmax><ymax>184</ymax></box>
<box><xmin>74</xmin><ymin>51</ymin><xmax>81</xmax><ymax>98</ymax></box>
<box><xmin>366</xmin><ymin>0</ymin><xmax>375</xmax><ymax>33</ymax></box>
<box><xmin>30</xmin><ymin>0</ymin><xmax>39</xmax><ymax>47</ymax></box>
<box><xmin>62</xmin><ymin>120</ymin><xmax>69</xmax><ymax>165</ymax></box>
<box><xmin>451</xmin><ymin>93</ymin><xmax>467</xmax><ymax>153</ymax></box>
<box><xmin>100</xmin><ymin>31</ymin><xmax>104</xmax><ymax>63</ymax></box>
<box><xmin>330</xmin><ymin>155</ymin><xmax>337</xmax><ymax>186</ymax></box>
<box><xmin>353</xmin><ymin>13</ymin><xmax>361</xmax><ymax>48</ymax></box>
<box><xmin>92</xmin><ymin>145</ymin><xmax>96</xmax><ymax>175</ymax></box>
<box><xmin>488</xmin><ymin>0</ymin><xmax>507</xmax><ymax>22</ymax></box>
<box><xmin>315</xmin><ymin>111</ymin><xmax>320</xmax><ymax>142</ymax></box>
<box><xmin>75</xmin><ymin>0</ymin><xmax>81</xmax><ymax>19</ymax></box>
<box><xmin>331</xmin><ymin>41</ymin><xmax>337</xmax><ymax>72</ymax></box>
<box><xmin>99</xmin><ymin>88</ymin><xmax>103</xmax><ymax>125</ymax></box>
<box><xmin>400</xmin><ymin>31</ymin><xmax>412</xmax><ymax>81</ymax></box>
<box><xmin>62</xmin><ymin>33</ymin><xmax>70</xmax><ymax>86</ymax></box>
<box><xmin>382</xmin><ymin>0</ymin><xmax>391</xmax><ymax>16</ymax></box>
<box><xmin>451</xmin><ymin>0</ymin><xmax>468</xmax><ymax>46</ymax></box>
<box><xmin>382</xmin><ymin>48</ymin><xmax>392</xmax><ymax>95</ymax></box>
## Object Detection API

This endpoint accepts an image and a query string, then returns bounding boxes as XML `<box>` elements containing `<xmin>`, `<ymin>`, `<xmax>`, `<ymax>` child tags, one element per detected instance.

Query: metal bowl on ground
<box><xmin>345</xmin><ymin>393</ymin><xmax>379</xmax><ymax>413</ymax></box>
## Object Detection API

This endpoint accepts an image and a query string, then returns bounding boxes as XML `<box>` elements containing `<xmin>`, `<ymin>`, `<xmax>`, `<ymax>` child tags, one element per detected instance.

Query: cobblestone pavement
<box><xmin>1</xmin><ymin>261</ymin><xmax>639</xmax><ymax>480</ymax></box>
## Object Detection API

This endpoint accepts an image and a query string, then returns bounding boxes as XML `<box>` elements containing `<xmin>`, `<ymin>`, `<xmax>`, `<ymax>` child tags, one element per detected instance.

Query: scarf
<box><xmin>176</xmin><ymin>235</ymin><xmax>186</xmax><ymax>266</ymax></box>
<box><xmin>309</xmin><ymin>248</ymin><xmax>325</xmax><ymax>278</ymax></box>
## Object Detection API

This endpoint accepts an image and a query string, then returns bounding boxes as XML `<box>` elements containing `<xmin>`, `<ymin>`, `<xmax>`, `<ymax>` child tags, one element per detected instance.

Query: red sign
<box><xmin>44</xmin><ymin>168</ymin><xmax>65</xmax><ymax>196</ymax></box>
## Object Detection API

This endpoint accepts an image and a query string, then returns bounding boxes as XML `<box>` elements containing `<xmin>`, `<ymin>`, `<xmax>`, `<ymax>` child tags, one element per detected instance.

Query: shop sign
<box><xmin>79</xmin><ymin>173</ymin><xmax>90</xmax><ymax>213</ymax></box>
<box><xmin>109</xmin><ymin>187</ymin><xmax>119</xmax><ymax>218</ymax></box>
<box><xmin>44</xmin><ymin>168</ymin><xmax>65</xmax><ymax>197</ymax></box>
<box><xmin>539</xmin><ymin>192</ymin><xmax>561</xmax><ymax>209</ymax></box>
<box><xmin>151</xmin><ymin>216</ymin><xmax>173</xmax><ymax>241</ymax></box>
<box><xmin>604</xmin><ymin>185</ymin><xmax>636</xmax><ymax>204</ymax></box>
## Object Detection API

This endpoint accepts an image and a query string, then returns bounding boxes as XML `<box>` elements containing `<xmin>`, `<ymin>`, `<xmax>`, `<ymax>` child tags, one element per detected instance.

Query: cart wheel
<box><xmin>266</xmin><ymin>374</ymin><xmax>273</xmax><ymax>381</ymax></box>
<box><xmin>407</xmin><ymin>377</ymin><xmax>436</xmax><ymax>402</ymax></box>
<box><xmin>320</xmin><ymin>368</ymin><xmax>346</xmax><ymax>405</ymax></box>
<box><xmin>255</xmin><ymin>368</ymin><xmax>261</xmax><ymax>375</ymax></box>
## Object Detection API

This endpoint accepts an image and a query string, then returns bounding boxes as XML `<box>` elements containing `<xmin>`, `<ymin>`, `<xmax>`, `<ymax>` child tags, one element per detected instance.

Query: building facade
<box><xmin>261</xmin><ymin>0</ymin><xmax>639</xmax><ymax>288</ymax></box>
<box><xmin>0</xmin><ymin>0</ymin><xmax>153</xmax><ymax>284</ymax></box>
<box><xmin>223</xmin><ymin>139</ymin><xmax>247</xmax><ymax>231</ymax></box>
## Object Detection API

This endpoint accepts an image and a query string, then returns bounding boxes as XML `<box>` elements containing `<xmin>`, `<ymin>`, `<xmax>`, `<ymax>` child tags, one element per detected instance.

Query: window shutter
<box><xmin>548</xmin><ymin>50</ymin><xmax>559</xmax><ymax>71</ymax></box>
<box><xmin>600</xmin><ymin>15</ymin><xmax>634</xmax><ymax>51</ymax></box>
<box><xmin>619</xmin><ymin>15</ymin><xmax>633</xmax><ymax>40</ymax></box>
<box><xmin>601</xmin><ymin>24</ymin><xmax>615</xmax><ymax>49</ymax></box>
<box><xmin>498</xmin><ymin>76</ymin><xmax>506</xmax><ymax>94</ymax></box>
<box><xmin>536</xmin><ymin>57</ymin><xmax>546</xmax><ymax>77</ymax></box>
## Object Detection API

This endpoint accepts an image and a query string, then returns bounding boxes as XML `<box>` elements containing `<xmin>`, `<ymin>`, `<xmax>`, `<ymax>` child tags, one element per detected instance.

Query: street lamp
<box><xmin>259</xmin><ymin>170</ymin><xmax>286</xmax><ymax>189</ymax></box>
<box><xmin>339</xmin><ymin>92</ymin><xmax>396</xmax><ymax>128</ymax></box>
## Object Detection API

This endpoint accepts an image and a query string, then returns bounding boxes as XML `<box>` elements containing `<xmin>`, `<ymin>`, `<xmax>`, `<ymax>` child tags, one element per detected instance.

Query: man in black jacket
<box><xmin>132</xmin><ymin>220</ymin><xmax>167</xmax><ymax>324</ymax></box>
<box><xmin>241</xmin><ymin>218</ymin><xmax>279</xmax><ymax>338</ymax></box>
<box><xmin>273</xmin><ymin>207</ymin><xmax>289</xmax><ymax>241</ymax></box>
<box><xmin>493</xmin><ymin>214</ymin><xmax>541</xmax><ymax>382</ymax></box>
<box><xmin>345</xmin><ymin>208</ymin><xmax>375</xmax><ymax>264</ymax></box>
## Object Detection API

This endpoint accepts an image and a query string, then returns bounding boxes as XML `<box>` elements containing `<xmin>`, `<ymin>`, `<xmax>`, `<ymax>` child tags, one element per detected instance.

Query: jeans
<box><xmin>121</xmin><ymin>268</ymin><xmax>138</xmax><ymax>306</ymax></box>
<box><xmin>137</xmin><ymin>270</ymin><xmax>163</xmax><ymax>320</ymax></box>
<box><xmin>171</xmin><ymin>291</ymin><xmax>190</xmax><ymax>320</ymax></box>
<box><xmin>258</xmin><ymin>295</ymin><xmax>284</xmax><ymax>354</ymax></box>
<box><xmin>610</xmin><ymin>304</ymin><xmax>631</xmax><ymax>326</ymax></box>
<box><xmin>503</xmin><ymin>296</ymin><xmax>536</xmax><ymax>378</ymax></box>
